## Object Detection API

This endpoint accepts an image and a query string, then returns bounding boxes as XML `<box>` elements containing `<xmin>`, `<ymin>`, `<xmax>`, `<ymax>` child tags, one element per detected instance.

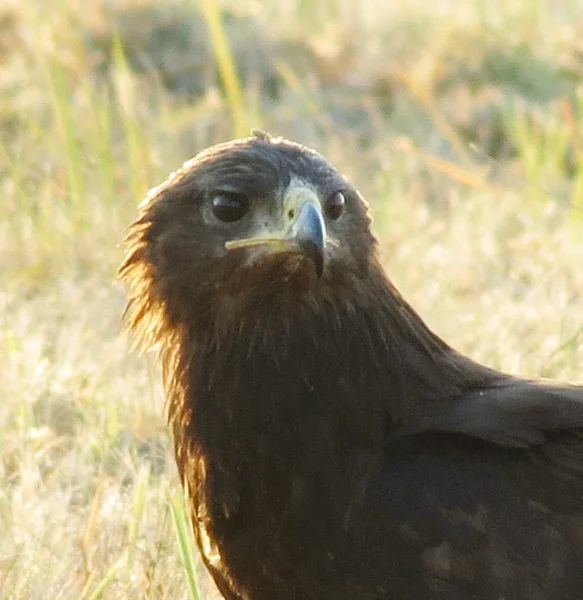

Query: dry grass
<box><xmin>1</xmin><ymin>0</ymin><xmax>582</xmax><ymax>598</ymax></box>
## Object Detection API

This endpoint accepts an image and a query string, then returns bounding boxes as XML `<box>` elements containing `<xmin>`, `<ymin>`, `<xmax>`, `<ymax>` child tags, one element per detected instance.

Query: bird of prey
<box><xmin>119</xmin><ymin>131</ymin><xmax>583</xmax><ymax>600</ymax></box>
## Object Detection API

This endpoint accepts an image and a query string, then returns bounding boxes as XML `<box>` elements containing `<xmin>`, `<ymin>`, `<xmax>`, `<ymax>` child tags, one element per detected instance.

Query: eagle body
<box><xmin>120</xmin><ymin>134</ymin><xmax>583</xmax><ymax>600</ymax></box>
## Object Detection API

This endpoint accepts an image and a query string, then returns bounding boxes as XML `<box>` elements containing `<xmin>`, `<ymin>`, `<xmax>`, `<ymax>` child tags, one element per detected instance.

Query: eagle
<box><xmin>119</xmin><ymin>131</ymin><xmax>583</xmax><ymax>600</ymax></box>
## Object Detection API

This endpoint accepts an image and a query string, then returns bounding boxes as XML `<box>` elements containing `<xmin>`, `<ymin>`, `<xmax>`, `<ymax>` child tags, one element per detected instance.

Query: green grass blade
<box><xmin>200</xmin><ymin>0</ymin><xmax>247</xmax><ymax>138</ymax></box>
<box><xmin>126</xmin><ymin>467</ymin><xmax>150</xmax><ymax>575</ymax></box>
<box><xmin>170</xmin><ymin>492</ymin><xmax>201</xmax><ymax>600</ymax></box>
<box><xmin>83</xmin><ymin>552</ymin><xmax>128</xmax><ymax>600</ymax></box>
<box><xmin>45</xmin><ymin>53</ymin><xmax>85</xmax><ymax>212</ymax></box>
<box><xmin>112</xmin><ymin>34</ymin><xmax>152</xmax><ymax>201</ymax></box>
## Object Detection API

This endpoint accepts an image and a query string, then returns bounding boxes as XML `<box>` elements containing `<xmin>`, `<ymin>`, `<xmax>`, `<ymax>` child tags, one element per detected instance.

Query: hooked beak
<box><xmin>286</xmin><ymin>200</ymin><xmax>325</xmax><ymax>277</ymax></box>
<box><xmin>225</xmin><ymin>186</ymin><xmax>326</xmax><ymax>277</ymax></box>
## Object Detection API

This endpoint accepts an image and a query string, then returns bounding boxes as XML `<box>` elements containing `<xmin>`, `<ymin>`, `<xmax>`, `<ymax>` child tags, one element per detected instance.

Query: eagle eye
<box><xmin>211</xmin><ymin>192</ymin><xmax>249</xmax><ymax>223</ymax></box>
<box><xmin>324</xmin><ymin>191</ymin><xmax>346</xmax><ymax>220</ymax></box>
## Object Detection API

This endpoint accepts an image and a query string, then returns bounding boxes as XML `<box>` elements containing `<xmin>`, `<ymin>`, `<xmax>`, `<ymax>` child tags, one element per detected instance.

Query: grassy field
<box><xmin>1</xmin><ymin>0</ymin><xmax>582</xmax><ymax>598</ymax></box>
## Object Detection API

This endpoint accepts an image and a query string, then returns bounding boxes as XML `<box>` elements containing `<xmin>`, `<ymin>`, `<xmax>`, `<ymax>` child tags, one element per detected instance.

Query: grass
<box><xmin>1</xmin><ymin>0</ymin><xmax>582</xmax><ymax>598</ymax></box>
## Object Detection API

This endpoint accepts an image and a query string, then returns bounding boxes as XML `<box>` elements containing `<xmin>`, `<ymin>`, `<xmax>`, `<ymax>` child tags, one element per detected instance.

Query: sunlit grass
<box><xmin>171</xmin><ymin>492</ymin><xmax>202</xmax><ymax>600</ymax></box>
<box><xmin>200</xmin><ymin>0</ymin><xmax>247</xmax><ymax>138</ymax></box>
<box><xmin>1</xmin><ymin>0</ymin><xmax>582</xmax><ymax>598</ymax></box>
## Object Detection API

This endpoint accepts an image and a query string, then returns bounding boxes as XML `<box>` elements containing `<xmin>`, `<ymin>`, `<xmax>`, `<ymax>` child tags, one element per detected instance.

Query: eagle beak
<box><xmin>225</xmin><ymin>186</ymin><xmax>326</xmax><ymax>278</ymax></box>
<box><xmin>286</xmin><ymin>199</ymin><xmax>325</xmax><ymax>278</ymax></box>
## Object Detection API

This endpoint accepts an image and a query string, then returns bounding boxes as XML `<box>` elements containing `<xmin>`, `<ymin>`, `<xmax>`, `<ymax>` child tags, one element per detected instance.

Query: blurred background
<box><xmin>1</xmin><ymin>0</ymin><xmax>582</xmax><ymax>598</ymax></box>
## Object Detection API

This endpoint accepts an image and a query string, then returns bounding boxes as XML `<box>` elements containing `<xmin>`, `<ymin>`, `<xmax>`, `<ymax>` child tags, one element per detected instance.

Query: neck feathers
<box><xmin>165</xmin><ymin>265</ymin><xmax>489</xmax><ymax>482</ymax></box>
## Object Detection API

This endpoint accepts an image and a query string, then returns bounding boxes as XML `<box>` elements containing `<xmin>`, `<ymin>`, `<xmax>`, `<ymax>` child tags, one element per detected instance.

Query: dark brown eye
<box><xmin>211</xmin><ymin>193</ymin><xmax>249</xmax><ymax>223</ymax></box>
<box><xmin>324</xmin><ymin>191</ymin><xmax>345</xmax><ymax>220</ymax></box>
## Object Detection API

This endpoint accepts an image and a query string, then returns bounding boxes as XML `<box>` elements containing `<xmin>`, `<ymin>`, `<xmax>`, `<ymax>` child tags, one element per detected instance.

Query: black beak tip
<box><xmin>297</xmin><ymin>239</ymin><xmax>324</xmax><ymax>278</ymax></box>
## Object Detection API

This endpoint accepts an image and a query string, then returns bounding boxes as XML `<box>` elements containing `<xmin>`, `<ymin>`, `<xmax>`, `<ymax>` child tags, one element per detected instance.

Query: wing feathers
<box><xmin>401</xmin><ymin>379</ymin><xmax>583</xmax><ymax>448</ymax></box>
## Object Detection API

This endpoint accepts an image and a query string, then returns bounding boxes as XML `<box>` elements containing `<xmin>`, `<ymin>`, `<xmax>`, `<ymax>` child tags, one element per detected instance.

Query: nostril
<box><xmin>288</xmin><ymin>209</ymin><xmax>295</xmax><ymax>220</ymax></box>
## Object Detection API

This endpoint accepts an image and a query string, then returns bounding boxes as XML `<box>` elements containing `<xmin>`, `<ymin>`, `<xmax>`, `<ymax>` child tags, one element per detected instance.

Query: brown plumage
<box><xmin>119</xmin><ymin>132</ymin><xmax>583</xmax><ymax>600</ymax></box>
